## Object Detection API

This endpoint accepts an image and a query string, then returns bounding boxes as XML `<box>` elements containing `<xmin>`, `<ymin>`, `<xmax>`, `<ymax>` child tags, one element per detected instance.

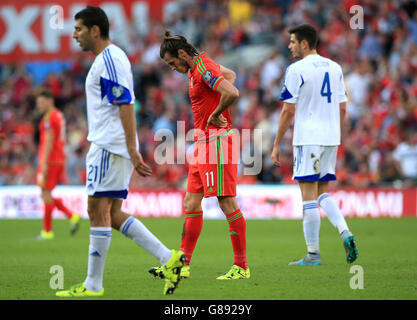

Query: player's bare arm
<box><xmin>339</xmin><ymin>101</ymin><xmax>346</xmax><ymax>134</ymax></box>
<box><xmin>206</xmin><ymin>80</ymin><xmax>239</xmax><ymax>129</ymax></box>
<box><xmin>219</xmin><ymin>65</ymin><xmax>236</xmax><ymax>85</ymax></box>
<box><xmin>204</xmin><ymin>64</ymin><xmax>236</xmax><ymax>127</ymax></box>
<box><xmin>119</xmin><ymin>104</ymin><xmax>152</xmax><ymax>177</ymax></box>
<box><xmin>271</xmin><ymin>102</ymin><xmax>295</xmax><ymax>167</ymax></box>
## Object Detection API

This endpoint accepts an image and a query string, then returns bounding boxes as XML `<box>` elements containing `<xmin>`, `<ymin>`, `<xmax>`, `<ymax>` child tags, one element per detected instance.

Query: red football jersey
<box><xmin>38</xmin><ymin>108</ymin><xmax>66</xmax><ymax>165</ymax></box>
<box><xmin>188</xmin><ymin>52</ymin><xmax>232</xmax><ymax>141</ymax></box>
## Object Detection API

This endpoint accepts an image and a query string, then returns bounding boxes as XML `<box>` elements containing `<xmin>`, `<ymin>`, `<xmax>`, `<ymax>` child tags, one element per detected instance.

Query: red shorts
<box><xmin>187</xmin><ymin>130</ymin><xmax>238</xmax><ymax>197</ymax></box>
<box><xmin>37</xmin><ymin>164</ymin><xmax>64</xmax><ymax>190</ymax></box>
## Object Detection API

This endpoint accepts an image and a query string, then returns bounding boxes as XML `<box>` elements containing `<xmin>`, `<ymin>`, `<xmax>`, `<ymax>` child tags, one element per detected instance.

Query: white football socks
<box><xmin>120</xmin><ymin>216</ymin><xmax>172</xmax><ymax>265</ymax></box>
<box><xmin>84</xmin><ymin>227</ymin><xmax>112</xmax><ymax>293</ymax></box>
<box><xmin>302</xmin><ymin>201</ymin><xmax>321</xmax><ymax>254</ymax></box>
<box><xmin>318</xmin><ymin>193</ymin><xmax>349</xmax><ymax>235</ymax></box>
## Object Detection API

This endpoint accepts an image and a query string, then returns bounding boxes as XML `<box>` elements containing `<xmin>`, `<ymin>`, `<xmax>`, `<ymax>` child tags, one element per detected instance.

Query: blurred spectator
<box><xmin>260</xmin><ymin>50</ymin><xmax>285</xmax><ymax>93</ymax></box>
<box><xmin>359</xmin><ymin>25</ymin><xmax>384</xmax><ymax>61</ymax></box>
<box><xmin>379</xmin><ymin>151</ymin><xmax>403</xmax><ymax>185</ymax></box>
<box><xmin>345</xmin><ymin>59</ymin><xmax>372</xmax><ymax>121</ymax></box>
<box><xmin>229</xmin><ymin>0</ymin><xmax>253</xmax><ymax>27</ymax></box>
<box><xmin>393</xmin><ymin>129</ymin><xmax>417</xmax><ymax>186</ymax></box>
<box><xmin>0</xmin><ymin>120</ymin><xmax>5</xmax><ymax>148</ymax></box>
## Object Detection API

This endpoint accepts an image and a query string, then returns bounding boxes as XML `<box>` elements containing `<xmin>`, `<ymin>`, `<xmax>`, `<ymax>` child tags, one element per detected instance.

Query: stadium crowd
<box><xmin>1</xmin><ymin>0</ymin><xmax>417</xmax><ymax>189</ymax></box>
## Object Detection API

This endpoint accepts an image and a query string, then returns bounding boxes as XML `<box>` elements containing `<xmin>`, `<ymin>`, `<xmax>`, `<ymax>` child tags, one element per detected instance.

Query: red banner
<box><xmin>0</xmin><ymin>186</ymin><xmax>415</xmax><ymax>219</ymax></box>
<box><xmin>0</xmin><ymin>0</ymin><xmax>171</xmax><ymax>62</ymax></box>
<box><xmin>0</xmin><ymin>186</ymin><xmax>185</xmax><ymax>218</ymax></box>
<box><xmin>329</xmin><ymin>188</ymin><xmax>417</xmax><ymax>218</ymax></box>
<box><xmin>123</xmin><ymin>189</ymin><xmax>184</xmax><ymax>218</ymax></box>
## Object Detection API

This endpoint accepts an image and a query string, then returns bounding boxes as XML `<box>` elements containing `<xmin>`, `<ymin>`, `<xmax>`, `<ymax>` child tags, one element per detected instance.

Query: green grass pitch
<box><xmin>0</xmin><ymin>218</ymin><xmax>416</xmax><ymax>300</ymax></box>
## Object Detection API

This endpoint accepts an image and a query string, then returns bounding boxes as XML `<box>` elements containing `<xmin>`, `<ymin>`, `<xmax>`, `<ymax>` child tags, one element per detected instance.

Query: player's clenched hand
<box><xmin>206</xmin><ymin>113</ymin><xmax>227</xmax><ymax>129</ymax></box>
<box><xmin>271</xmin><ymin>145</ymin><xmax>281</xmax><ymax>167</ymax></box>
<box><xmin>130</xmin><ymin>151</ymin><xmax>152</xmax><ymax>177</ymax></box>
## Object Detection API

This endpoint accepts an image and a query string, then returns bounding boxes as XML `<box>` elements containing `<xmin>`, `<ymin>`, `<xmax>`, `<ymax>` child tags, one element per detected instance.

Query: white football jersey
<box><xmin>280</xmin><ymin>54</ymin><xmax>348</xmax><ymax>146</ymax></box>
<box><xmin>85</xmin><ymin>44</ymin><xmax>137</xmax><ymax>159</ymax></box>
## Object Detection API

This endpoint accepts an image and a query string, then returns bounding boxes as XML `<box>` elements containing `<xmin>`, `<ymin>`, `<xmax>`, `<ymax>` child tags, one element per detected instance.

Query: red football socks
<box><xmin>226</xmin><ymin>209</ymin><xmax>247</xmax><ymax>270</ymax></box>
<box><xmin>54</xmin><ymin>198</ymin><xmax>73</xmax><ymax>219</ymax></box>
<box><xmin>180</xmin><ymin>211</ymin><xmax>203</xmax><ymax>266</ymax></box>
<box><xmin>43</xmin><ymin>202</ymin><xmax>54</xmax><ymax>232</ymax></box>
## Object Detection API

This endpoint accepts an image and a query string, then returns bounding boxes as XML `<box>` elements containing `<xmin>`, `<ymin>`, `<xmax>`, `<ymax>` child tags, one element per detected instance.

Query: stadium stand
<box><xmin>0</xmin><ymin>0</ymin><xmax>416</xmax><ymax>188</ymax></box>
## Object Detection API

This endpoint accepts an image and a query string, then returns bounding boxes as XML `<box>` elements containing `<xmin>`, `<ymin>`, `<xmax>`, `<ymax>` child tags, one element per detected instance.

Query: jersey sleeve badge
<box><xmin>111</xmin><ymin>85</ymin><xmax>125</xmax><ymax>98</ymax></box>
<box><xmin>202</xmin><ymin>70</ymin><xmax>212</xmax><ymax>82</ymax></box>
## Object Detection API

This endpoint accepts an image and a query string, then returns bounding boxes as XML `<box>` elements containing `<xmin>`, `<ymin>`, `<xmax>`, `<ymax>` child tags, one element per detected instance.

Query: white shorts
<box><xmin>86</xmin><ymin>143</ymin><xmax>133</xmax><ymax>199</ymax></box>
<box><xmin>292</xmin><ymin>145</ymin><xmax>338</xmax><ymax>182</ymax></box>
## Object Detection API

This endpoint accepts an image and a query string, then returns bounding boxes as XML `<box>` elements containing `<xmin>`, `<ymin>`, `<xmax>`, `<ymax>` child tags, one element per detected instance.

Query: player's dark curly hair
<box><xmin>289</xmin><ymin>24</ymin><xmax>318</xmax><ymax>49</ymax></box>
<box><xmin>74</xmin><ymin>6</ymin><xmax>110</xmax><ymax>40</ymax></box>
<box><xmin>36</xmin><ymin>88</ymin><xmax>54</xmax><ymax>100</ymax></box>
<box><xmin>160</xmin><ymin>31</ymin><xmax>199</xmax><ymax>59</ymax></box>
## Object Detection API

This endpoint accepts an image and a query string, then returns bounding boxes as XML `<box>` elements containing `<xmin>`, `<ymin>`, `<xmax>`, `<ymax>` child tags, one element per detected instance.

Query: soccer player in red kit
<box><xmin>36</xmin><ymin>89</ymin><xmax>81</xmax><ymax>240</ymax></box>
<box><xmin>150</xmin><ymin>32</ymin><xmax>249</xmax><ymax>280</ymax></box>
